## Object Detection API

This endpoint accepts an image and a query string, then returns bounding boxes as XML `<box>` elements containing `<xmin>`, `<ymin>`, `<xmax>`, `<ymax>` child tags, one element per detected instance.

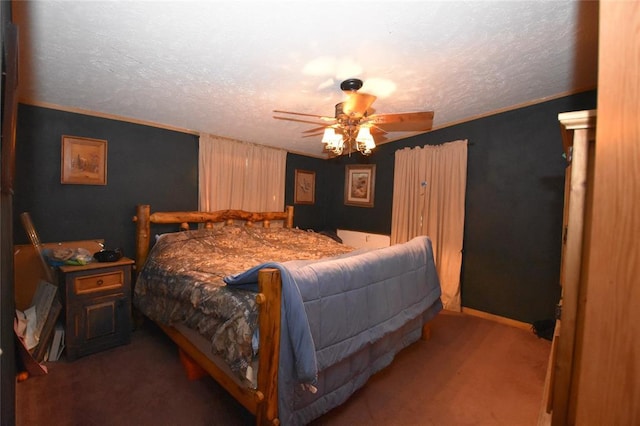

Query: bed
<box><xmin>132</xmin><ymin>204</ymin><xmax>442</xmax><ymax>425</ymax></box>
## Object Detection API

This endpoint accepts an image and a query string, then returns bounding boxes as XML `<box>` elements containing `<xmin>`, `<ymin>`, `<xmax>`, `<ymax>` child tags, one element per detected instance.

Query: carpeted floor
<box><xmin>16</xmin><ymin>311</ymin><xmax>550</xmax><ymax>426</ymax></box>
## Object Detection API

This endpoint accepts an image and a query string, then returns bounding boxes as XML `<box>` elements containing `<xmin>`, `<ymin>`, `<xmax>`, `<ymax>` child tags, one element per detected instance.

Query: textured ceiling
<box><xmin>14</xmin><ymin>1</ymin><xmax>599</xmax><ymax>157</ymax></box>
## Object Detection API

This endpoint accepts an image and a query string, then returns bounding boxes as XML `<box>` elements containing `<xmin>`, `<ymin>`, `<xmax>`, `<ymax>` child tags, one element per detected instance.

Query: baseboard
<box><xmin>460</xmin><ymin>307</ymin><xmax>532</xmax><ymax>331</ymax></box>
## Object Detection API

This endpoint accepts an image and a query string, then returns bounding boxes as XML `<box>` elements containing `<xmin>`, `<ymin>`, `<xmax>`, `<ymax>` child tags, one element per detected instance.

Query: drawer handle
<box><xmin>97</xmin><ymin>279</ymin><xmax>104</xmax><ymax>286</ymax></box>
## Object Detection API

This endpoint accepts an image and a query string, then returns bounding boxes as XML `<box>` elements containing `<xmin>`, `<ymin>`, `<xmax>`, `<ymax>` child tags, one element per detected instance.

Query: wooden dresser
<box><xmin>58</xmin><ymin>257</ymin><xmax>134</xmax><ymax>360</ymax></box>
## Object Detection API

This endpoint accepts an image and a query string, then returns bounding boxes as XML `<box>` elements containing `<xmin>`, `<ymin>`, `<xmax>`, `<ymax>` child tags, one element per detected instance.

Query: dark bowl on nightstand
<box><xmin>93</xmin><ymin>248</ymin><xmax>123</xmax><ymax>263</ymax></box>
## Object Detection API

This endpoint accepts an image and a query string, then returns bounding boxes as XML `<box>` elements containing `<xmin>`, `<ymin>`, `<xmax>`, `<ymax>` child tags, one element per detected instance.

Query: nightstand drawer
<box><xmin>74</xmin><ymin>270</ymin><xmax>124</xmax><ymax>295</ymax></box>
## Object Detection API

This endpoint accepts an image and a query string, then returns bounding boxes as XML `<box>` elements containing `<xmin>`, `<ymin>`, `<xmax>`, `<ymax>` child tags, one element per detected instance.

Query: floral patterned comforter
<box><xmin>133</xmin><ymin>226</ymin><xmax>353</xmax><ymax>384</ymax></box>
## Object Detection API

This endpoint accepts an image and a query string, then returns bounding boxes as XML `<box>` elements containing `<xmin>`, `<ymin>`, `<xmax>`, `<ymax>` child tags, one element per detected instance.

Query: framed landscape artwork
<box><xmin>61</xmin><ymin>136</ymin><xmax>107</xmax><ymax>185</ymax></box>
<box><xmin>344</xmin><ymin>164</ymin><xmax>376</xmax><ymax>207</ymax></box>
<box><xmin>294</xmin><ymin>169</ymin><xmax>315</xmax><ymax>204</ymax></box>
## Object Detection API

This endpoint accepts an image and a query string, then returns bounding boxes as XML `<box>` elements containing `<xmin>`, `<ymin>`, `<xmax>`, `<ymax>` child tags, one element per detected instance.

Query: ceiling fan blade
<box><xmin>370</xmin><ymin>126</ymin><xmax>388</xmax><ymax>135</ymax></box>
<box><xmin>273</xmin><ymin>110</ymin><xmax>335</xmax><ymax>121</ymax></box>
<box><xmin>273</xmin><ymin>116</ymin><xmax>328</xmax><ymax>126</ymax></box>
<box><xmin>342</xmin><ymin>93</ymin><xmax>377</xmax><ymax>117</ymax></box>
<box><xmin>367</xmin><ymin>111</ymin><xmax>434</xmax><ymax>131</ymax></box>
<box><xmin>373</xmin><ymin>134</ymin><xmax>389</xmax><ymax>144</ymax></box>
<box><xmin>302</xmin><ymin>126</ymin><xmax>329</xmax><ymax>134</ymax></box>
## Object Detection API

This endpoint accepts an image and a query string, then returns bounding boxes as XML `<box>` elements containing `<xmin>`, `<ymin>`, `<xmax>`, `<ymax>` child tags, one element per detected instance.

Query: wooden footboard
<box><xmin>132</xmin><ymin>204</ymin><xmax>293</xmax><ymax>426</ymax></box>
<box><xmin>154</xmin><ymin>268</ymin><xmax>280</xmax><ymax>425</ymax></box>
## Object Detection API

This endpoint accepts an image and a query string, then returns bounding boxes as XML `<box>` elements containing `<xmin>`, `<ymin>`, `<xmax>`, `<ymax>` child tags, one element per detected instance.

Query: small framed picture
<box><xmin>344</xmin><ymin>164</ymin><xmax>376</xmax><ymax>207</ymax></box>
<box><xmin>61</xmin><ymin>136</ymin><xmax>107</xmax><ymax>185</ymax></box>
<box><xmin>294</xmin><ymin>169</ymin><xmax>316</xmax><ymax>204</ymax></box>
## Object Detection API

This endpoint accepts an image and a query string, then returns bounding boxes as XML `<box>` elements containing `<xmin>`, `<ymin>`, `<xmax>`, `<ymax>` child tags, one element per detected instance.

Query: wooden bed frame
<box><xmin>132</xmin><ymin>204</ymin><xmax>432</xmax><ymax>426</ymax></box>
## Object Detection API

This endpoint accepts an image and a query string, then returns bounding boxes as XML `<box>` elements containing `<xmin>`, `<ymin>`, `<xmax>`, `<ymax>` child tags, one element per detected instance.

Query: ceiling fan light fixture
<box><xmin>355</xmin><ymin>126</ymin><xmax>372</xmax><ymax>143</ymax></box>
<box><xmin>322</xmin><ymin>128</ymin><xmax>345</xmax><ymax>155</ymax></box>
<box><xmin>356</xmin><ymin>126</ymin><xmax>376</xmax><ymax>155</ymax></box>
<box><xmin>321</xmin><ymin>127</ymin><xmax>337</xmax><ymax>143</ymax></box>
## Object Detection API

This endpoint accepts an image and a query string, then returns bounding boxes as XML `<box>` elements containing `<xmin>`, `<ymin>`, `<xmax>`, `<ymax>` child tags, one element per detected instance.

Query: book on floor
<box><xmin>47</xmin><ymin>322</ymin><xmax>65</xmax><ymax>362</ymax></box>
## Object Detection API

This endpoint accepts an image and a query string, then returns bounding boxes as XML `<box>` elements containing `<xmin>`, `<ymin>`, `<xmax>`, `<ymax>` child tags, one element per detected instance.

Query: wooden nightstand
<box><xmin>58</xmin><ymin>257</ymin><xmax>134</xmax><ymax>360</ymax></box>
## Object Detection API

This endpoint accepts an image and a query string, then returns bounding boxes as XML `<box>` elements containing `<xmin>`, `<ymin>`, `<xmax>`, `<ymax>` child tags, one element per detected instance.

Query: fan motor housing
<box><xmin>335</xmin><ymin>101</ymin><xmax>368</xmax><ymax>124</ymax></box>
<box><xmin>340</xmin><ymin>78</ymin><xmax>363</xmax><ymax>92</ymax></box>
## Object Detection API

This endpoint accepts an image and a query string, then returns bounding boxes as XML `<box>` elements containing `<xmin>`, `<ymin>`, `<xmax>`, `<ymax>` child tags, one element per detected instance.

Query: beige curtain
<box><xmin>199</xmin><ymin>134</ymin><xmax>286</xmax><ymax>212</ymax></box>
<box><xmin>391</xmin><ymin>140</ymin><xmax>468</xmax><ymax>311</ymax></box>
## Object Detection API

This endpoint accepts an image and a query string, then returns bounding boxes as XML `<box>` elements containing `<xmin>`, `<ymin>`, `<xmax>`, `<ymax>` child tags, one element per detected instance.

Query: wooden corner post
<box><xmin>255</xmin><ymin>268</ymin><xmax>281</xmax><ymax>426</ymax></box>
<box><xmin>133</xmin><ymin>204</ymin><xmax>151</xmax><ymax>273</ymax></box>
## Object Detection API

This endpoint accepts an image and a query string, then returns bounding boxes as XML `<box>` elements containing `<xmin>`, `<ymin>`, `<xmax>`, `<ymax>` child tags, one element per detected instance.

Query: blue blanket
<box><xmin>224</xmin><ymin>236</ymin><xmax>442</xmax><ymax>425</ymax></box>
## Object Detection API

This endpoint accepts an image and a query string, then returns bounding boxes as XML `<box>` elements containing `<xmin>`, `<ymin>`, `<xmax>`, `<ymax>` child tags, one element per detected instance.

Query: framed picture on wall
<box><xmin>344</xmin><ymin>164</ymin><xmax>376</xmax><ymax>207</ymax></box>
<box><xmin>294</xmin><ymin>169</ymin><xmax>315</xmax><ymax>204</ymax></box>
<box><xmin>61</xmin><ymin>135</ymin><xmax>107</xmax><ymax>185</ymax></box>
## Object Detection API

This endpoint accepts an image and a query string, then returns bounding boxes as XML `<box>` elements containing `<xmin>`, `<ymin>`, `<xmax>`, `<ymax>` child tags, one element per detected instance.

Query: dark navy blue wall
<box><xmin>17</xmin><ymin>91</ymin><xmax>597</xmax><ymax>323</ymax></box>
<box><xmin>284</xmin><ymin>154</ymin><xmax>328</xmax><ymax>231</ymax></box>
<box><xmin>286</xmin><ymin>90</ymin><xmax>597</xmax><ymax>322</ymax></box>
<box><xmin>13</xmin><ymin>104</ymin><xmax>199</xmax><ymax>259</ymax></box>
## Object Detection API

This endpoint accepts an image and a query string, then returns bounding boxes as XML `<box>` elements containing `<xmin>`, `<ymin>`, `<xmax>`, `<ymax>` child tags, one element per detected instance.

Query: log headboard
<box><xmin>132</xmin><ymin>204</ymin><xmax>294</xmax><ymax>272</ymax></box>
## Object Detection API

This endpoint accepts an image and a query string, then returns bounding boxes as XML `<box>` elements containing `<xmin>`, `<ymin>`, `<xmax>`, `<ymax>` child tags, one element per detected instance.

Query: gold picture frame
<box><xmin>344</xmin><ymin>164</ymin><xmax>376</xmax><ymax>207</ymax></box>
<box><xmin>294</xmin><ymin>169</ymin><xmax>315</xmax><ymax>204</ymax></box>
<box><xmin>61</xmin><ymin>136</ymin><xmax>107</xmax><ymax>185</ymax></box>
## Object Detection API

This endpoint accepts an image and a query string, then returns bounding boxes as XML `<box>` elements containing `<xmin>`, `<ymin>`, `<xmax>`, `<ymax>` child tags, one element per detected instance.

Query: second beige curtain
<box><xmin>391</xmin><ymin>140</ymin><xmax>468</xmax><ymax>311</ymax></box>
<box><xmin>199</xmin><ymin>134</ymin><xmax>286</xmax><ymax>212</ymax></box>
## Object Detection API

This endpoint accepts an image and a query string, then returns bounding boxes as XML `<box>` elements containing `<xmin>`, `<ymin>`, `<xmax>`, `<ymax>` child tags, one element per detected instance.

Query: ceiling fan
<box><xmin>273</xmin><ymin>78</ymin><xmax>434</xmax><ymax>156</ymax></box>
